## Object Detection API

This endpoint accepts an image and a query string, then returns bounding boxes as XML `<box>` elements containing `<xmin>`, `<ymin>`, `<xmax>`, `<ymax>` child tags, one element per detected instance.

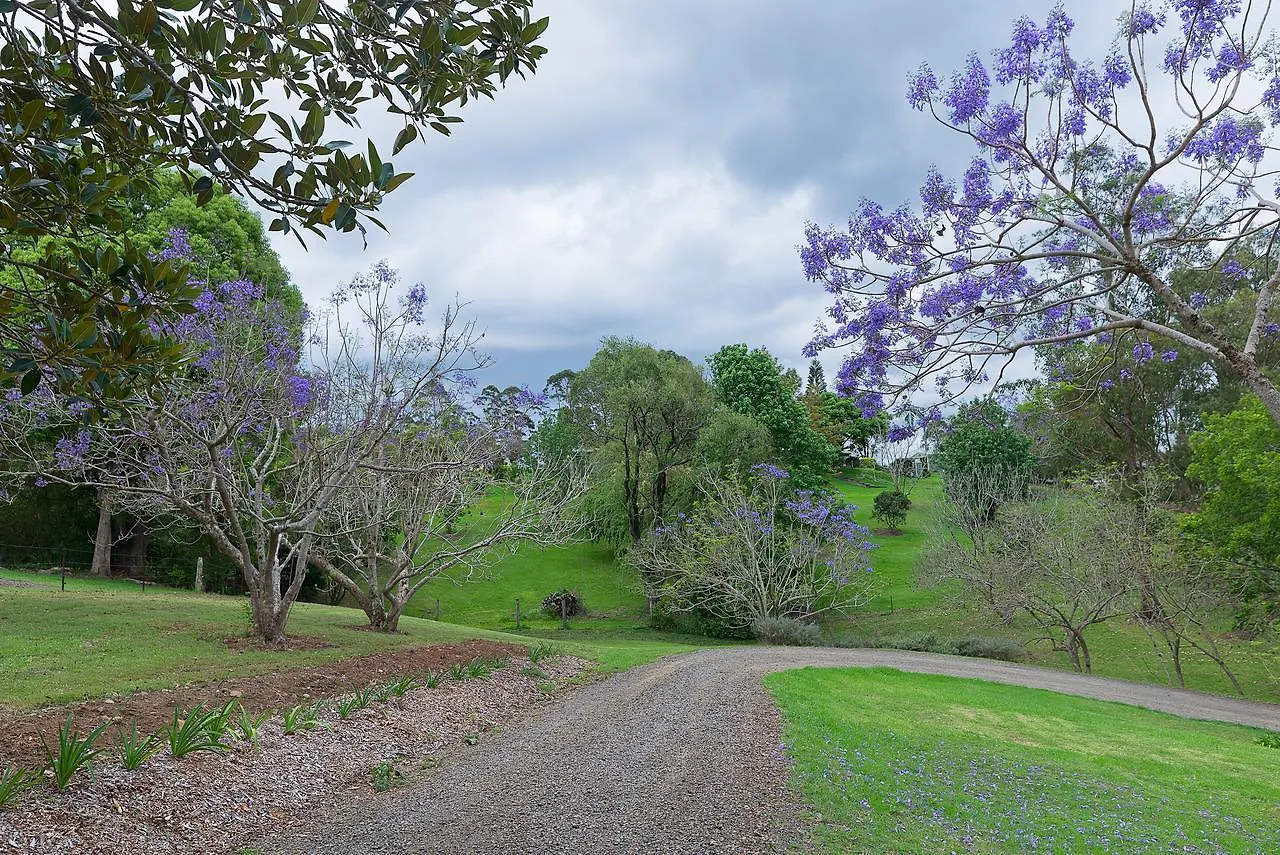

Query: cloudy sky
<box><xmin>275</xmin><ymin>0</ymin><xmax>1120</xmax><ymax>393</ymax></box>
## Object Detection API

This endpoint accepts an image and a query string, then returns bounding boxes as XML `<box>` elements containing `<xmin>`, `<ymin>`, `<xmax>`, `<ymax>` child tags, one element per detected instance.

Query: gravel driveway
<box><xmin>256</xmin><ymin>647</ymin><xmax>1280</xmax><ymax>855</ymax></box>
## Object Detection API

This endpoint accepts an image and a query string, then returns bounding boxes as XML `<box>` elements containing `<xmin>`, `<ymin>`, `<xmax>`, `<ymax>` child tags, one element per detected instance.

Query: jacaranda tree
<box><xmin>2</xmin><ymin>255</ymin><xmax>488</xmax><ymax>643</ymax></box>
<box><xmin>802</xmin><ymin>1</ymin><xmax>1280</xmax><ymax>426</ymax></box>
<box><xmin>627</xmin><ymin>464</ymin><xmax>876</xmax><ymax>632</ymax></box>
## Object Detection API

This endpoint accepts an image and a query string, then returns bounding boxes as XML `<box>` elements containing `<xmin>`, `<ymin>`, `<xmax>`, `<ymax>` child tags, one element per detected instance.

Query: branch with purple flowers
<box><xmin>803</xmin><ymin>1</ymin><xmax>1280</xmax><ymax>425</ymax></box>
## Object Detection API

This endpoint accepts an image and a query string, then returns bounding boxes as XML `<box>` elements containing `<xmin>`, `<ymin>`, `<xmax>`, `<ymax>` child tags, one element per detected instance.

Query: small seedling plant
<box><xmin>116</xmin><ymin>722</ymin><xmax>165</xmax><ymax>771</ymax></box>
<box><xmin>0</xmin><ymin>767</ymin><xmax>42</xmax><ymax>809</ymax></box>
<box><xmin>370</xmin><ymin>761</ymin><xmax>403</xmax><ymax>792</ymax></box>
<box><xmin>337</xmin><ymin>686</ymin><xmax>377</xmax><ymax>719</ymax></box>
<box><xmin>384</xmin><ymin>674</ymin><xmax>417</xmax><ymax>698</ymax></box>
<box><xmin>422</xmin><ymin>671</ymin><xmax>444</xmax><ymax>689</ymax></box>
<box><xmin>527</xmin><ymin>642</ymin><xmax>559</xmax><ymax>664</ymax></box>
<box><xmin>232</xmin><ymin>706</ymin><xmax>273</xmax><ymax>747</ymax></box>
<box><xmin>42</xmin><ymin>714</ymin><xmax>110</xmax><ymax>789</ymax></box>
<box><xmin>281</xmin><ymin>703</ymin><xmax>322</xmax><ymax>735</ymax></box>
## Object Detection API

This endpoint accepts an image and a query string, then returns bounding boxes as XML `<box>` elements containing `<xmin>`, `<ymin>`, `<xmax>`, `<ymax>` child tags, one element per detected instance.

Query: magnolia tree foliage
<box><xmin>802</xmin><ymin>1</ymin><xmax>1280</xmax><ymax>426</ymax></box>
<box><xmin>627</xmin><ymin>465</ymin><xmax>876</xmax><ymax>629</ymax></box>
<box><xmin>2</xmin><ymin>254</ymin><xmax>495</xmax><ymax>643</ymax></box>
<box><xmin>0</xmin><ymin>0</ymin><xmax>547</xmax><ymax>398</ymax></box>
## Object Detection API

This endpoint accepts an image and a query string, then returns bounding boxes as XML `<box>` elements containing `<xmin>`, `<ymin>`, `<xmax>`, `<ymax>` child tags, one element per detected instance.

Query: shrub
<box><xmin>752</xmin><ymin>616</ymin><xmax>823</xmax><ymax>646</ymax></box>
<box><xmin>0</xmin><ymin>767</ymin><xmax>42</xmax><ymax>810</ymax></box>
<box><xmin>42</xmin><ymin>714</ymin><xmax>110</xmax><ymax>788</ymax></box>
<box><xmin>872</xmin><ymin>489</ymin><xmax>912</xmax><ymax>530</ymax></box>
<box><xmin>952</xmin><ymin>636</ymin><xmax>1028</xmax><ymax>662</ymax></box>
<box><xmin>836</xmin><ymin>632</ymin><xmax>1026</xmax><ymax>662</ymax></box>
<box><xmin>649</xmin><ymin>599</ymin><xmax>754</xmax><ymax>639</ymax></box>
<box><xmin>540</xmin><ymin>588</ymin><xmax>583</xmax><ymax>618</ymax></box>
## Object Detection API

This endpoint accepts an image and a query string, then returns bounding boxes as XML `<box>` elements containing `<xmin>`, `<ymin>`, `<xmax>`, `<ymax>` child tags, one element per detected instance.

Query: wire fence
<box><xmin>0</xmin><ymin>540</ymin><xmax>95</xmax><ymax>572</ymax></box>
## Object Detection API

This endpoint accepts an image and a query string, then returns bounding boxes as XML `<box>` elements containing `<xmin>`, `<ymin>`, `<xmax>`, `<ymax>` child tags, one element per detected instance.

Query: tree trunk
<box><xmin>247</xmin><ymin>562</ymin><xmax>289</xmax><ymax>644</ymax></box>
<box><xmin>90</xmin><ymin>490</ymin><xmax>112</xmax><ymax>576</ymax></box>
<box><xmin>1076</xmin><ymin>631</ymin><xmax>1092</xmax><ymax>674</ymax></box>
<box><xmin>1063</xmin><ymin>637</ymin><xmax>1082</xmax><ymax>672</ymax></box>
<box><xmin>126</xmin><ymin>527</ymin><xmax>149</xmax><ymax>576</ymax></box>
<box><xmin>1170</xmin><ymin>636</ymin><xmax>1184</xmax><ymax>688</ymax></box>
<box><xmin>1240</xmin><ymin>356</ymin><xmax>1280</xmax><ymax>426</ymax></box>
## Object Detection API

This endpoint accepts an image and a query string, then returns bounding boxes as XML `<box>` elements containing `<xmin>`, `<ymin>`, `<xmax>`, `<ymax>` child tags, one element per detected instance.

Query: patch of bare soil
<box><xmin>0</xmin><ymin>639</ymin><xmax>523</xmax><ymax>769</ymax></box>
<box><xmin>0</xmin><ymin>579</ymin><xmax>50</xmax><ymax>589</ymax></box>
<box><xmin>0</xmin><ymin>652</ymin><xmax>591</xmax><ymax>855</ymax></box>
<box><xmin>221</xmin><ymin>634</ymin><xmax>335</xmax><ymax>651</ymax></box>
<box><xmin>871</xmin><ymin>527</ymin><xmax>905</xmax><ymax>536</ymax></box>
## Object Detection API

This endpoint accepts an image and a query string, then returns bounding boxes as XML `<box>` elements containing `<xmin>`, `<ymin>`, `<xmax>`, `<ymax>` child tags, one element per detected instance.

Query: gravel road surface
<box><xmin>257</xmin><ymin>647</ymin><xmax>1280</xmax><ymax>855</ymax></box>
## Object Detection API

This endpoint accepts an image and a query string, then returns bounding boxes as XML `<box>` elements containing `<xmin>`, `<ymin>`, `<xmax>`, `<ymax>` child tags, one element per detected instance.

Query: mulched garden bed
<box><xmin>0</xmin><ymin>646</ymin><xmax>591</xmax><ymax>854</ymax></box>
<box><xmin>0</xmin><ymin>639</ymin><xmax>523</xmax><ymax>769</ymax></box>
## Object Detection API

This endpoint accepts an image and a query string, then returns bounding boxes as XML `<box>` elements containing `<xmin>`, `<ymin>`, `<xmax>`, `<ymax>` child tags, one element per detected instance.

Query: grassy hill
<box><xmin>402</xmin><ymin>541</ymin><xmax>650</xmax><ymax>633</ymax></box>
<box><xmin>3</xmin><ymin>468</ymin><xmax>1276</xmax><ymax>707</ymax></box>
<box><xmin>0</xmin><ymin>568</ymin><xmax>703</xmax><ymax>709</ymax></box>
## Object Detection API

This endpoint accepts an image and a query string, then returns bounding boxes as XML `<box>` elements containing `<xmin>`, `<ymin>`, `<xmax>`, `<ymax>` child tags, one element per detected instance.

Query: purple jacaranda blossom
<box><xmin>752</xmin><ymin>463</ymin><xmax>790</xmax><ymax>480</ymax></box>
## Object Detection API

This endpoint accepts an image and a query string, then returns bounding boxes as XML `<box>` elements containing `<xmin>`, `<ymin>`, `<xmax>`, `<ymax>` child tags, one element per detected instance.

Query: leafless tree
<box><xmin>309</xmin><ymin>405</ymin><xmax>591</xmax><ymax>632</ymax></box>
<box><xmin>922</xmin><ymin>482</ymin><xmax>1141</xmax><ymax>672</ymax></box>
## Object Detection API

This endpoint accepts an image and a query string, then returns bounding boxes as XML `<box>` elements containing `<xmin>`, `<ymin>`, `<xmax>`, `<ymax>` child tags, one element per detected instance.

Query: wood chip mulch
<box><xmin>0</xmin><ymin>639</ymin><xmax>520</xmax><ymax>769</ymax></box>
<box><xmin>0</xmin><ymin>643</ymin><xmax>592</xmax><ymax>854</ymax></box>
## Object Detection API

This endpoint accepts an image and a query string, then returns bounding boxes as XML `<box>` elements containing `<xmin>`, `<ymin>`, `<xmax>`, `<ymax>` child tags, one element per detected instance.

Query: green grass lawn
<box><xmin>0</xmin><ymin>567</ymin><xmax>702</xmax><ymax>709</ymax></box>
<box><xmin>404</xmin><ymin>540</ymin><xmax>649</xmax><ymax>633</ymax></box>
<box><xmin>766</xmin><ymin>667</ymin><xmax>1280</xmax><ymax>854</ymax></box>
<box><xmin>830</xmin><ymin>471</ymin><xmax>946</xmax><ymax>612</ymax></box>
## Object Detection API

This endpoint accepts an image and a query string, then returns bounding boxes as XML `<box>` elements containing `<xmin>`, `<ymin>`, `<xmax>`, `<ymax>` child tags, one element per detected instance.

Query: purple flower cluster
<box><xmin>53</xmin><ymin>430</ymin><xmax>91</xmax><ymax>470</ymax></box>
<box><xmin>752</xmin><ymin>462</ymin><xmax>790</xmax><ymax>480</ymax></box>
<box><xmin>801</xmin><ymin>0</ymin><xmax>1273</xmax><ymax>413</ymax></box>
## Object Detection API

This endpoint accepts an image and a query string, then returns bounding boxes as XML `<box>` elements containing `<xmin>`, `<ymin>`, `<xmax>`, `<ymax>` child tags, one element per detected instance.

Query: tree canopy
<box><xmin>1</xmin><ymin>0</ymin><xmax>547</xmax><ymax>399</ymax></box>
<box><xmin>801</xmin><ymin>2</ymin><xmax>1280</xmax><ymax>426</ymax></box>
<box><xmin>707</xmin><ymin>344</ymin><xmax>837</xmax><ymax>487</ymax></box>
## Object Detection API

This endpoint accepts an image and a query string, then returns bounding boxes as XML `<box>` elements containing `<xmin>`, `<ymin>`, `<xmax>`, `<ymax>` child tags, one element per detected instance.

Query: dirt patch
<box><xmin>871</xmin><ymin>527</ymin><xmax>905</xmax><ymax>536</ymax></box>
<box><xmin>0</xmin><ymin>639</ymin><xmax>524</xmax><ymax>769</ymax></box>
<box><xmin>222</xmin><ymin>634</ymin><xmax>335</xmax><ymax>651</ymax></box>
<box><xmin>0</xmin><ymin>579</ymin><xmax>51</xmax><ymax>589</ymax></box>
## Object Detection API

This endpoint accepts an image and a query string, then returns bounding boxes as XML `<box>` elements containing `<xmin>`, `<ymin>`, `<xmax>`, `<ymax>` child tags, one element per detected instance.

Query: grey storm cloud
<box><xmin>272</xmin><ymin>0</ymin><xmax>1121</xmax><ymax>393</ymax></box>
